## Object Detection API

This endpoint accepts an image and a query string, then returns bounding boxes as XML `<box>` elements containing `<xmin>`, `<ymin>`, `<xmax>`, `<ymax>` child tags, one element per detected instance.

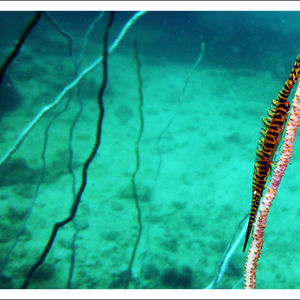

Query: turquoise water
<box><xmin>0</xmin><ymin>11</ymin><xmax>300</xmax><ymax>289</ymax></box>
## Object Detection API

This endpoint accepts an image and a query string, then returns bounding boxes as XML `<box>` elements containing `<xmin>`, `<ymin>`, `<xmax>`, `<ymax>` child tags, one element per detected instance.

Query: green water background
<box><xmin>0</xmin><ymin>11</ymin><xmax>299</xmax><ymax>289</ymax></box>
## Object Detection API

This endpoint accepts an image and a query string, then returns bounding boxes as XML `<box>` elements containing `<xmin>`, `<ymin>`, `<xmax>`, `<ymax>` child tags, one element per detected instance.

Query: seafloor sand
<box><xmin>0</xmin><ymin>13</ymin><xmax>300</xmax><ymax>289</ymax></box>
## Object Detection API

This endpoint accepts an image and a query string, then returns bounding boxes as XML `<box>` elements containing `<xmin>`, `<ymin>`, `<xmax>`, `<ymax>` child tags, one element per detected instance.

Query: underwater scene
<box><xmin>1</xmin><ymin>10</ymin><xmax>300</xmax><ymax>290</ymax></box>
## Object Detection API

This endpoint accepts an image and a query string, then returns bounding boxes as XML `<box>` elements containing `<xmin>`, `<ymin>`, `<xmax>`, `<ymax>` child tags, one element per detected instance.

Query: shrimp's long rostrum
<box><xmin>243</xmin><ymin>56</ymin><xmax>300</xmax><ymax>253</ymax></box>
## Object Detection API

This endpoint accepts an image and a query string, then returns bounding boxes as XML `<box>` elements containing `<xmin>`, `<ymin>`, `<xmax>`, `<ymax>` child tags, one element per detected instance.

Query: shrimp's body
<box><xmin>243</xmin><ymin>56</ymin><xmax>300</xmax><ymax>252</ymax></box>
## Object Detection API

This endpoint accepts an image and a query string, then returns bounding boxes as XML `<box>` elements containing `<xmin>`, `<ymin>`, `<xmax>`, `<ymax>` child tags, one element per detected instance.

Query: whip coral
<box><xmin>244</xmin><ymin>79</ymin><xmax>300</xmax><ymax>289</ymax></box>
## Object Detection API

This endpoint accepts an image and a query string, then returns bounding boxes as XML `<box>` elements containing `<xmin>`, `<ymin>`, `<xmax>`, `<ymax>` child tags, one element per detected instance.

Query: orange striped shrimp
<box><xmin>243</xmin><ymin>56</ymin><xmax>300</xmax><ymax>252</ymax></box>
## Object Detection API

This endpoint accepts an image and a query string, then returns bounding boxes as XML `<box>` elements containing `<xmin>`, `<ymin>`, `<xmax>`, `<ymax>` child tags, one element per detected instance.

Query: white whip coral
<box><xmin>244</xmin><ymin>79</ymin><xmax>300</xmax><ymax>289</ymax></box>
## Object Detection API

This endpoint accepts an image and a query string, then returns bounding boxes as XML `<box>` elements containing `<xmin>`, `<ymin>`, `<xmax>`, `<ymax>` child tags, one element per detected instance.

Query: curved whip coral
<box><xmin>244</xmin><ymin>78</ymin><xmax>300</xmax><ymax>289</ymax></box>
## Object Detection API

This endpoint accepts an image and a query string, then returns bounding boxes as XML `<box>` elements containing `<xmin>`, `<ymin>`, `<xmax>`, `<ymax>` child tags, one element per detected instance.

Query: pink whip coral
<box><xmin>244</xmin><ymin>79</ymin><xmax>300</xmax><ymax>289</ymax></box>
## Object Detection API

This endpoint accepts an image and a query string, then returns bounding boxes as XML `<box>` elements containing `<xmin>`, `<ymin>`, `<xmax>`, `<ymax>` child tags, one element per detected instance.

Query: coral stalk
<box><xmin>21</xmin><ymin>11</ymin><xmax>114</xmax><ymax>289</ymax></box>
<box><xmin>124</xmin><ymin>39</ymin><xmax>144</xmax><ymax>289</ymax></box>
<box><xmin>244</xmin><ymin>79</ymin><xmax>300</xmax><ymax>289</ymax></box>
<box><xmin>0</xmin><ymin>12</ymin><xmax>42</xmax><ymax>85</ymax></box>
